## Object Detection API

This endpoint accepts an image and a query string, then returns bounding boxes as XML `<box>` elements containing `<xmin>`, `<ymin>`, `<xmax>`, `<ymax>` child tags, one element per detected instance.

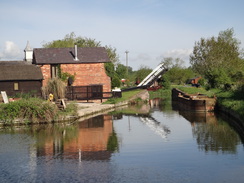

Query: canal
<box><xmin>1</xmin><ymin>99</ymin><xmax>244</xmax><ymax>183</ymax></box>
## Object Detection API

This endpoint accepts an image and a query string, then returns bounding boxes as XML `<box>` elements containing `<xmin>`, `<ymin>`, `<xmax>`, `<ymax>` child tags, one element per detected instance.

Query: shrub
<box><xmin>112</xmin><ymin>76</ymin><xmax>121</xmax><ymax>88</ymax></box>
<box><xmin>0</xmin><ymin>98</ymin><xmax>59</xmax><ymax>124</ymax></box>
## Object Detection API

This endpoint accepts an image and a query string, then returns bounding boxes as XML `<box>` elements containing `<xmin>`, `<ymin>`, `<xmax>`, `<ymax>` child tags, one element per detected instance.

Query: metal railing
<box><xmin>66</xmin><ymin>85</ymin><xmax>121</xmax><ymax>102</ymax></box>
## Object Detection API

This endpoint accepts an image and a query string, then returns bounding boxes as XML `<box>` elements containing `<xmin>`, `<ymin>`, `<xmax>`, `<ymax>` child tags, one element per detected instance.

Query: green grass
<box><xmin>103</xmin><ymin>89</ymin><xmax>143</xmax><ymax>104</ymax></box>
<box><xmin>214</xmin><ymin>90</ymin><xmax>244</xmax><ymax>119</ymax></box>
<box><xmin>173</xmin><ymin>85</ymin><xmax>216</xmax><ymax>97</ymax></box>
<box><xmin>148</xmin><ymin>88</ymin><xmax>172</xmax><ymax>99</ymax></box>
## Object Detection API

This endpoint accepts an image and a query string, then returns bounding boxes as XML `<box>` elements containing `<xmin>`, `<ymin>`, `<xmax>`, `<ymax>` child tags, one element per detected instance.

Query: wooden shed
<box><xmin>0</xmin><ymin>61</ymin><xmax>43</xmax><ymax>97</ymax></box>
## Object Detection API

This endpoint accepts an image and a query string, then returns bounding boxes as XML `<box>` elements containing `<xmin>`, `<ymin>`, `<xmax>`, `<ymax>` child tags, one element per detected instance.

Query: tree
<box><xmin>190</xmin><ymin>28</ymin><xmax>244</xmax><ymax>89</ymax></box>
<box><xmin>164</xmin><ymin>67</ymin><xmax>195</xmax><ymax>85</ymax></box>
<box><xmin>115</xmin><ymin>64</ymin><xmax>127</xmax><ymax>79</ymax></box>
<box><xmin>135</xmin><ymin>65</ymin><xmax>152</xmax><ymax>83</ymax></box>
<box><xmin>161</xmin><ymin>57</ymin><xmax>185</xmax><ymax>69</ymax></box>
<box><xmin>115</xmin><ymin>64</ymin><xmax>133</xmax><ymax>79</ymax></box>
<box><xmin>161</xmin><ymin>57</ymin><xmax>195</xmax><ymax>85</ymax></box>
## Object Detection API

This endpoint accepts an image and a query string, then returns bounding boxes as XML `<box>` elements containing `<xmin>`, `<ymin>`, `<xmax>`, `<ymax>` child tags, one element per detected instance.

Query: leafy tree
<box><xmin>104</xmin><ymin>62</ymin><xmax>121</xmax><ymax>88</ymax></box>
<box><xmin>190</xmin><ymin>28</ymin><xmax>244</xmax><ymax>89</ymax></box>
<box><xmin>161</xmin><ymin>57</ymin><xmax>196</xmax><ymax>85</ymax></box>
<box><xmin>162</xmin><ymin>57</ymin><xmax>185</xmax><ymax>69</ymax></box>
<box><xmin>135</xmin><ymin>65</ymin><xmax>152</xmax><ymax>83</ymax></box>
<box><xmin>164</xmin><ymin>67</ymin><xmax>196</xmax><ymax>85</ymax></box>
<box><xmin>115</xmin><ymin>64</ymin><xmax>127</xmax><ymax>79</ymax></box>
<box><xmin>161</xmin><ymin>75</ymin><xmax>170</xmax><ymax>89</ymax></box>
<box><xmin>116</xmin><ymin>63</ymin><xmax>133</xmax><ymax>79</ymax></box>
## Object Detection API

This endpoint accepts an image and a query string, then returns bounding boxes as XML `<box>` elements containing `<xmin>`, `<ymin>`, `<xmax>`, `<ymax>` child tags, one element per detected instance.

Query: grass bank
<box><xmin>103</xmin><ymin>89</ymin><xmax>143</xmax><ymax>104</ymax></box>
<box><xmin>0</xmin><ymin>98</ymin><xmax>78</xmax><ymax>125</ymax></box>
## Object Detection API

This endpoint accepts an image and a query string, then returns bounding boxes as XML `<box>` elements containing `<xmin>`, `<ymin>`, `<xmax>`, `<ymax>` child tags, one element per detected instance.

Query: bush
<box><xmin>0</xmin><ymin>98</ymin><xmax>59</xmax><ymax>124</ymax></box>
<box><xmin>112</xmin><ymin>76</ymin><xmax>121</xmax><ymax>88</ymax></box>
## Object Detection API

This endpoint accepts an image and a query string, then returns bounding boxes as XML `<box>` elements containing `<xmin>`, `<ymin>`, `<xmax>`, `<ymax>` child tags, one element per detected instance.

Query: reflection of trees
<box><xmin>107</xmin><ymin>129</ymin><xmax>119</xmax><ymax>152</ymax></box>
<box><xmin>173</xmin><ymin>101</ymin><xmax>242</xmax><ymax>154</ymax></box>
<box><xmin>192</xmin><ymin>120</ymin><xmax>241</xmax><ymax>154</ymax></box>
<box><xmin>150</xmin><ymin>98</ymin><xmax>176</xmax><ymax>118</ymax></box>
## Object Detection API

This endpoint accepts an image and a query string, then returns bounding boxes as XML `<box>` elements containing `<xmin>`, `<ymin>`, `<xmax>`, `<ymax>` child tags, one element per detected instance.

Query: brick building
<box><xmin>32</xmin><ymin>45</ymin><xmax>111</xmax><ymax>88</ymax></box>
<box><xmin>25</xmin><ymin>43</ymin><xmax>112</xmax><ymax>101</ymax></box>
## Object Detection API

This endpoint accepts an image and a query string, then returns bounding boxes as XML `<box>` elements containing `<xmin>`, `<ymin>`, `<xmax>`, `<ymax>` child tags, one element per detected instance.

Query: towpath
<box><xmin>75</xmin><ymin>89</ymin><xmax>149</xmax><ymax>120</ymax></box>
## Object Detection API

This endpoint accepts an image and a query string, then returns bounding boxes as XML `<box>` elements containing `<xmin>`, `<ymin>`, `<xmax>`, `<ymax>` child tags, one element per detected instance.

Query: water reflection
<box><xmin>172</xmin><ymin>100</ymin><xmax>241</xmax><ymax>154</ymax></box>
<box><xmin>116</xmin><ymin>99</ymin><xmax>171</xmax><ymax>140</ymax></box>
<box><xmin>1</xmin><ymin>100</ymin><xmax>244</xmax><ymax>182</ymax></box>
<box><xmin>139</xmin><ymin>116</ymin><xmax>170</xmax><ymax>139</ymax></box>
<box><xmin>32</xmin><ymin>115</ymin><xmax>118</xmax><ymax>161</ymax></box>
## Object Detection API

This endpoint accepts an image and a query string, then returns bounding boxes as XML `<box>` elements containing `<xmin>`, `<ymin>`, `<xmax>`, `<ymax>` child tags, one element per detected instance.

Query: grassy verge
<box><xmin>0</xmin><ymin>98</ymin><xmax>78</xmax><ymax>125</ymax></box>
<box><xmin>148</xmin><ymin>87</ymin><xmax>172</xmax><ymax>100</ymax></box>
<box><xmin>103</xmin><ymin>89</ymin><xmax>143</xmax><ymax>104</ymax></box>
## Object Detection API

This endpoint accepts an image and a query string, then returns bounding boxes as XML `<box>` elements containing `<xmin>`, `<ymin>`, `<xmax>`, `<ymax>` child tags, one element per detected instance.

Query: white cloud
<box><xmin>0</xmin><ymin>41</ymin><xmax>23</xmax><ymax>60</ymax></box>
<box><xmin>158</xmin><ymin>49</ymin><xmax>193</xmax><ymax>67</ymax></box>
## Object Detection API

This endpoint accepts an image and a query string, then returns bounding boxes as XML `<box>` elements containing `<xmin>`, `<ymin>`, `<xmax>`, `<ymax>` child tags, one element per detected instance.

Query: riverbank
<box><xmin>171</xmin><ymin>86</ymin><xmax>244</xmax><ymax>124</ymax></box>
<box><xmin>75</xmin><ymin>89</ymin><xmax>149</xmax><ymax>121</ymax></box>
<box><xmin>0</xmin><ymin>89</ymin><xmax>149</xmax><ymax>126</ymax></box>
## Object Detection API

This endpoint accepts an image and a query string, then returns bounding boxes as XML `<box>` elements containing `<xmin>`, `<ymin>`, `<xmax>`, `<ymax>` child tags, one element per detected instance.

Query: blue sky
<box><xmin>1</xmin><ymin>0</ymin><xmax>244</xmax><ymax>70</ymax></box>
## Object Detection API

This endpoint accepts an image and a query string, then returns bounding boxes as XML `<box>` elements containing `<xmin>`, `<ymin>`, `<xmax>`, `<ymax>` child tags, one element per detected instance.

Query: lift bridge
<box><xmin>122</xmin><ymin>63</ymin><xmax>168</xmax><ymax>92</ymax></box>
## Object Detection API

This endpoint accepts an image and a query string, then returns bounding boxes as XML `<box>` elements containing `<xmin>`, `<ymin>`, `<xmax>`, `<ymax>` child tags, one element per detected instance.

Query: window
<box><xmin>51</xmin><ymin>65</ymin><xmax>59</xmax><ymax>78</ymax></box>
<box><xmin>14</xmin><ymin>83</ymin><xmax>19</xmax><ymax>90</ymax></box>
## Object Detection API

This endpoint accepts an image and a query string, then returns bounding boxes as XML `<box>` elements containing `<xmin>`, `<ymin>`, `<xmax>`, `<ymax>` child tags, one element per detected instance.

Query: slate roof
<box><xmin>0</xmin><ymin>61</ymin><xmax>43</xmax><ymax>81</ymax></box>
<box><xmin>33</xmin><ymin>47</ymin><xmax>110</xmax><ymax>64</ymax></box>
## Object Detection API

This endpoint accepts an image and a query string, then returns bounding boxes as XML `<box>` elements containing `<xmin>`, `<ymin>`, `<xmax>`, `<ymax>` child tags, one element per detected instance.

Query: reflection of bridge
<box><xmin>139</xmin><ymin>116</ymin><xmax>170</xmax><ymax>139</ymax></box>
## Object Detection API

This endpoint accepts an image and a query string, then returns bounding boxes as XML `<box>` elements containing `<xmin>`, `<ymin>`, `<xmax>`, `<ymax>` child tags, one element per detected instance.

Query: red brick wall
<box><xmin>40</xmin><ymin>63</ymin><xmax>111</xmax><ymax>92</ymax></box>
<box><xmin>40</xmin><ymin>65</ymin><xmax>51</xmax><ymax>87</ymax></box>
<box><xmin>61</xmin><ymin>63</ymin><xmax>111</xmax><ymax>92</ymax></box>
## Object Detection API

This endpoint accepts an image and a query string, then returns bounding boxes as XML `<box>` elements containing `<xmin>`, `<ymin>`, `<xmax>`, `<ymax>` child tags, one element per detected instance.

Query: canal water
<box><xmin>1</xmin><ymin>99</ymin><xmax>244</xmax><ymax>183</ymax></box>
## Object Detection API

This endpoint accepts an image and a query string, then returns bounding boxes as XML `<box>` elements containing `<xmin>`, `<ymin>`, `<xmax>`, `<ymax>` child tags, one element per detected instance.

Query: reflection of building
<box><xmin>37</xmin><ymin>115</ymin><xmax>115</xmax><ymax>161</ymax></box>
<box><xmin>68</xmin><ymin>115</ymin><xmax>112</xmax><ymax>151</ymax></box>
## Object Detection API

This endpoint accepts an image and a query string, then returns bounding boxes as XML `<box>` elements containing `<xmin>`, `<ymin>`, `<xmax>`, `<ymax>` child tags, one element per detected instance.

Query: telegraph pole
<box><xmin>125</xmin><ymin>50</ymin><xmax>129</xmax><ymax>77</ymax></box>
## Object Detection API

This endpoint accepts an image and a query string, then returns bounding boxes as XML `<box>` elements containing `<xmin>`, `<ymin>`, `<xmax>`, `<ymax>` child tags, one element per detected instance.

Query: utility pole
<box><xmin>125</xmin><ymin>50</ymin><xmax>129</xmax><ymax>77</ymax></box>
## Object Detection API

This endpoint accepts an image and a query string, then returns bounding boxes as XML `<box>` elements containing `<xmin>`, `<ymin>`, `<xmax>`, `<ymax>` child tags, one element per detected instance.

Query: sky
<box><xmin>1</xmin><ymin>0</ymin><xmax>244</xmax><ymax>70</ymax></box>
